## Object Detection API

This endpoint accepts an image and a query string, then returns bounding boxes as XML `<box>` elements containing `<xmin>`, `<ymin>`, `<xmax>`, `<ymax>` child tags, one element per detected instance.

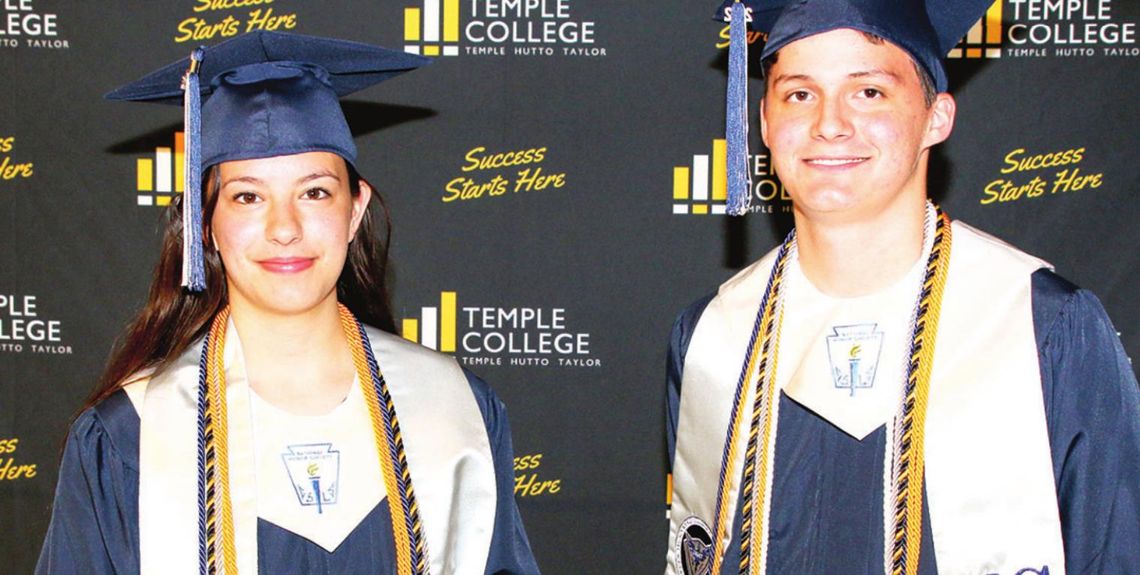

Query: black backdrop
<box><xmin>2</xmin><ymin>1</ymin><xmax>1137</xmax><ymax>573</ymax></box>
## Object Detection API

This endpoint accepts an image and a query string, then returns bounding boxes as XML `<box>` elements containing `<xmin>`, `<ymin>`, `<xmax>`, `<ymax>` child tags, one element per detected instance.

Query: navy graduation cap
<box><xmin>713</xmin><ymin>0</ymin><xmax>995</xmax><ymax>214</ymax></box>
<box><xmin>107</xmin><ymin>31</ymin><xmax>430</xmax><ymax>291</ymax></box>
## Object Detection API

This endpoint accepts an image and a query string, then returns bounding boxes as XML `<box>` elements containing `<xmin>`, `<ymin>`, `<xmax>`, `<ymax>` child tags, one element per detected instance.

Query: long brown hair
<box><xmin>84</xmin><ymin>161</ymin><xmax>396</xmax><ymax>409</ymax></box>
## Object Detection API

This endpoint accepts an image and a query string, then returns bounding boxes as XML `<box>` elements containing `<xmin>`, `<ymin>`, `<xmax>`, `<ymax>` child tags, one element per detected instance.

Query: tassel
<box><xmin>182</xmin><ymin>47</ymin><xmax>206</xmax><ymax>291</ymax></box>
<box><xmin>726</xmin><ymin>1</ymin><xmax>752</xmax><ymax>216</ymax></box>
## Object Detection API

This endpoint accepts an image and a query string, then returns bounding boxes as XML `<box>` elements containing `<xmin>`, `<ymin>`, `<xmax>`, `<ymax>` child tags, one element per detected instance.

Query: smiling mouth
<box><xmin>258</xmin><ymin>258</ymin><xmax>315</xmax><ymax>273</ymax></box>
<box><xmin>805</xmin><ymin>157</ymin><xmax>868</xmax><ymax>167</ymax></box>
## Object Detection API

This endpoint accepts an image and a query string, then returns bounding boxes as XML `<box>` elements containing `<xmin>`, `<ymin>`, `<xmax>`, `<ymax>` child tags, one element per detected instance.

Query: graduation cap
<box><xmin>713</xmin><ymin>0</ymin><xmax>995</xmax><ymax>215</ymax></box>
<box><xmin>107</xmin><ymin>31</ymin><xmax>430</xmax><ymax>291</ymax></box>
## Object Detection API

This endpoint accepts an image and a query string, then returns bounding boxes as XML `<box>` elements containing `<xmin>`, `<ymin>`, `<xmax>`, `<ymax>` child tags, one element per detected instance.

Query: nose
<box><xmin>812</xmin><ymin>95</ymin><xmax>852</xmax><ymax>141</ymax></box>
<box><xmin>266</xmin><ymin>200</ymin><xmax>301</xmax><ymax>245</ymax></box>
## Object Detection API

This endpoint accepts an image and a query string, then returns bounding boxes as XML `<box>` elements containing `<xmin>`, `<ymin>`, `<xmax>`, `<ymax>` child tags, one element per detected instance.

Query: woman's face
<box><xmin>210</xmin><ymin>151</ymin><xmax>370</xmax><ymax>318</ymax></box>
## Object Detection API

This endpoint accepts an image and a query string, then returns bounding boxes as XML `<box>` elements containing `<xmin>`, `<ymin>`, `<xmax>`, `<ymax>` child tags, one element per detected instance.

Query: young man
<box><xmin>665</xmin><ymin>1</ymin><xmax>1139</xmax><ymax>574</ymax></box>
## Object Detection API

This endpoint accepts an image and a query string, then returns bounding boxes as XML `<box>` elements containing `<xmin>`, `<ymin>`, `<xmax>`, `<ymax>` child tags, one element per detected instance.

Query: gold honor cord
<box><xmin>199</xmin><ymin>305</ymin><xmax>426</xmax><ymax>575</ymax></box>
<box><xmin>339</xmin><ymin>305</ymin><xmax>426</xmax><ymax>575</ymax></box>
<box><xmin>707</xmin><ymin>237</ymin><xmax>795</xmax><ymax>575</ymax></box>
<box><xmin>736</xmin><ymin>242</ymin><xmax>793</xmax><ymax>575</ymax></box>
<box><xmin>717</xmin><ymin>205</ymin><xmax>951</xmax><ymax>575</ymax></box>
<box><xmin>205</xmin><ymin>308</ymin><xmax>238</xmax><ymax>575</ymax></box>
<box><xmin>890</xmin><ymin>211</ymin><xmax>951</xmax><ymax>575</ymax></box>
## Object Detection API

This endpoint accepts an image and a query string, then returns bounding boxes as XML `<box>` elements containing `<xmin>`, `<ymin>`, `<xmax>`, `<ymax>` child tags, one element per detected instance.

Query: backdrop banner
<box><xmin>1</xmin><ymin>1</ymin><xmax>1136</xmax><ymax>572</ymax></box>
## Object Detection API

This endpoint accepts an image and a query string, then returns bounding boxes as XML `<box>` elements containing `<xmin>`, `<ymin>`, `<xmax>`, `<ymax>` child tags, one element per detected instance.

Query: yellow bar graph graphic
<box><xmin>440</xmin><ymin>291</ymin><xmax>457</xmax><ymax>353</ymax></box>
<box><xmin>673</xmin><ymin>167</ymin><xmax>690</xmax><ymax>200</ymax></box>
<box><xmin>986</xmin><ymin>1</ymin><xmax>1002</xmax><ymax>44</ymax></box>
<box><xmin>405</xmin><ymin>8</ymin><xmax>421</xmax><ymax>41</ymax></box>
<box><xmin>136</xmin><ymin>132</ymin><xmax>188</xmax><ymax>206</ymax></box>
<box><xmin>711</xmin><ymin>139</ymin><xmax>727</xmax><ymax>201</ymax></box>
<box><xmin>949</xmin><ymin>0</ymin><xmax>1002</xmax><ymax>59</ymax></box>
<box><xmin>174</xmin><ymin>131</ymin><xmax>185</xmax><ymax>193</ymax></box>
<box><xmin>444</xmin><ymin>0</ymin><xmax>459</xmax><ymax>42</ymax></box>
<box><xmin>155</xmin><ymin>147</ymin><xmax>172</xmax><ymax>193</ymax></box>
<box><xmin>966</xmin><ymin>19</ymin><xmax>983</xmax><ymax>44</ymax></box>
<box><xmin>402</xmin><ymin>318</ymin><xmax>420</xmax><ymax>343</ymax></box>
<box><xmin>137</xmin><ymin>159</ymin><xmax>154</xmax><ymax>192</ymax></box>
<box><xmin>673</xmin><ymin>140</ymin><xmax>735</xmax><ymax>215</ymax></box>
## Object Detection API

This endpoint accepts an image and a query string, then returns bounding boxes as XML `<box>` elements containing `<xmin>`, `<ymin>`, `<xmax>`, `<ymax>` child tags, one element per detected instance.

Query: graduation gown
<box><xmin>36</xmin><ymin>341</ymin><xmax>539</xmax><ymax>575</ymax></box>
<box><xmin>666</xmin><ymin>242</ymin><xmax>1140</xmax><ymax>574</ymax></box>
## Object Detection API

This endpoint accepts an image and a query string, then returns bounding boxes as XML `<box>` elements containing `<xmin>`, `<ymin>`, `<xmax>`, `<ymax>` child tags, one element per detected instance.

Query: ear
<box><xmin>922</xmin><ymin>93</ymin><xmax>956</xmax><ymax>148</ymax></box>
<box><xmin>349</xmin><ymin>179</ymin><xmax>372</xmax><ymax>240</ymax></box>
<box><xmin>759</xmin><ymin>97</ymin><xmax>770</xmax><ymax>147</ymax></box>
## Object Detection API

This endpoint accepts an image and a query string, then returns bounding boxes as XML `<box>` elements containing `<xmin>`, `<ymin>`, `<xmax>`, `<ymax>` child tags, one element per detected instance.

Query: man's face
<box><xmin>760</xmin><ymin>29</ymin><xmax>954</xmax><ymax>224</ymax></box>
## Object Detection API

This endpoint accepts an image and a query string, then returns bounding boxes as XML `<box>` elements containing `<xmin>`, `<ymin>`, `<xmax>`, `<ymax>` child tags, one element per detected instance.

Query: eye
<box><xmin>786</xmin><ymin>90</ymin><xmax>812</xmax><ymax>103</ymax></box>
<box><xmin>302</xmin><ymin>187</ymin><xmax>332</xmax><ymax>200</ymax></box>
<box><xmin>232</xmin><ymin>191</ymin><xmax>260</xmax><ymax>204</ymax></box>
<box><xmin>859</xmin><ymin>88</ymin><xmax>884</xmax><ymax>99</ymax></box>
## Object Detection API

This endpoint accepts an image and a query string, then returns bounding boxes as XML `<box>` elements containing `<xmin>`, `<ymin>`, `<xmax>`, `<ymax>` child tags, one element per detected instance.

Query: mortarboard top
<box><xmin>107</xmin><ymin>31</ymin><xmax>430</xmax><ymax>291</ymax></box>
<box><xmin>712</xmin><ymin>0</ymin><xmax>995</xmax><ymax>215</ymax></box>
<box><xmin>715</xmin><ymin>0</ymin><xmax>996</xmax><ymax>93</ymax></box>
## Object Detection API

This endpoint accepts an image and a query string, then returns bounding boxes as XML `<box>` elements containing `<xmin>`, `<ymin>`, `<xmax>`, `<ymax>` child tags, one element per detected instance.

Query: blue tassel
<box><xmin>183</xmin><ymin>46</ymin><xmax>206</xmax><ymax>291</ymax></box>
<box><xmin>726</xmin><ymin>1</ymin><xmax>751</xmax><ymax>216</ymax></box>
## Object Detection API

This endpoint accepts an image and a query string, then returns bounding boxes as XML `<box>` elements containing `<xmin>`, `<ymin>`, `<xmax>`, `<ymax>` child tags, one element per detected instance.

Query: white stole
<box><xmin>128</xmin><ymin>322</ymin><xmax>497</xmax><ymax>574</ymax></box>
<box><xmin>666</xmin><ymin>222</ymin><xmax>1066</xmax><ymax>575</ymax></box>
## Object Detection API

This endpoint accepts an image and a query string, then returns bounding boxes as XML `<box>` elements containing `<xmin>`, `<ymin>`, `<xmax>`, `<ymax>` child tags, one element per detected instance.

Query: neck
<box><xmin>227</xmin><ymin>297</ymin><xmax>356</xmax><ymax>415</ymax></box>
<box><xmin>792</xmin><ymin>198</ymin><xmax>928</xmax><ymax>298</ymax></box>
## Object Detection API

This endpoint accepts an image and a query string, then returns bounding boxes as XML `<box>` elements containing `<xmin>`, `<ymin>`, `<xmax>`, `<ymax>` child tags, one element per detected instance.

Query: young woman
<box><xmin>37</xmin><ymin>31</ymin><xmax>539</xmax><ymax>575</ymax></box>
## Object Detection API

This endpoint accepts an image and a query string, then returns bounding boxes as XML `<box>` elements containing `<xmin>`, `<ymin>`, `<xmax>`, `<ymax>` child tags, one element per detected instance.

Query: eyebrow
<box><xmin>848</xmin><ymin>68</ymin><xmax>902</xmax><ymax>82</ymax></box>
<box><xmin>771</xmin><ymin>68</ymin><xmax>902</xmax><ymax>87</ymax></box>
<box><xmin>220</xmin><ymin>170</ymin><xmax>341</xmax><ymax>190</ymax></box>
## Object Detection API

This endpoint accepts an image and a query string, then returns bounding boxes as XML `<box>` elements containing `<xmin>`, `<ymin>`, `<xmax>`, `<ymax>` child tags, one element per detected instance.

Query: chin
<box><xmin>231</xmin><ymin>286</ymin><xmax>339</xmax><ymax>318</ymax></box>
<box><xmin>789</xmin><ymin>188</ymin><xmax>864</xmax><ymax>214</ymax></box>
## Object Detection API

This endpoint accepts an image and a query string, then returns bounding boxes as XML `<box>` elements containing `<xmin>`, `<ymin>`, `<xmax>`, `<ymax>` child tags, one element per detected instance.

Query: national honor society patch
<box><xmin>826</xmin><ymin>323</ymin><xmax>884</xmax><ymax>396</ymax></box>
<box><xmin>675</xmin><ymin>516</ymin><xmax>714</xmax><ymax>575</ymax></box>
<box><xmin>282</xmin><ymin>443</ymin><xmax>341</xmax><ymax>513</ymax></box>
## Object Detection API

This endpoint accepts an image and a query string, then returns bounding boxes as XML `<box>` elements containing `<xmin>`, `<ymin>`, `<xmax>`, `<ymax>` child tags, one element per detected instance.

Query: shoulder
<box><xmin>459</xmin><ymin>368</ymin><xmax>509</xmax><ymax>434</ymax></box>
<box><xmin>951</xmin><ymin>220</ymin><xmax>1051</xmax><ymax>270</ymax></box>
<box><xmin>1029</xmin><ymin>268</ymin><xmax>1124</xmax><ymax>357</ymax></box>
<box><xmin>70</xmin><ymin>389</ymin><xmax>141</xmax><ymax>472</ymax></box>
<box><xmin>669</xmin><ymin>292</ymin><xmax>716</xmax><ymax>357</ymax></box>
<box><xmin>363</xmin><ymin>324</ymin><xmax>460</xmax><ymax>370</ymax></box>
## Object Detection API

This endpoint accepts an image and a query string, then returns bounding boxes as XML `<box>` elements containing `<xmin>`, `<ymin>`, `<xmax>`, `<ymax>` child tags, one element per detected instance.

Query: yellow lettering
<box><xmin>514</xmin><ymin>167</ymin><xmax>565</xmax><ymax>193</ymax></box>
<box><xmin>0</xmin><ymin>156</ymin><xmax>34</xmax><ymax>179</ymax></box>
<box><xmin>462</xmin><ymin>146</ymin><xmax>486</xmax><ymax>172</ymax></box>
<box><xmin>196</xmin><ymin>0</ymin><xmax>274</xmax><ymax>11</ymax></box>
<box><xmin>0</xmin><ymin>458</ymin><xmax>37</xmax><ymax>480</ymax></box>
<box><xmin>0</xmin><ymin>137</ymin><xmax>13</xmax><ymax>153</ymax></box>
<box><xmin>513</xmin><ymin>453</ymin><xmax>544</xmax><ymax>471</ymax></box>
<box><xmin>442</xmin><ymin>177</ymin><xmax>465</xmax><ymax>202</ymax></box>
<box><xmin>174</xmin><ymin>17</ymin><xmax>198</xmax><ymax>42</ymax></box>
<box><xmin>514</xmin><ymin>473</ymin><xmax>561</xmax><ymax>497</ymax></box>
<box><xmin>1052</xmin><ymin>168</ymin><xmax>1103</xmax><ymax>194</ymax></box>
<box><xmin>461</xmin><ymin>146</ymin><xmax>547</xmax><ymax>172</ymax></box>
<box><xmin>1001</xmin><ymin>149</ymin><xmax>1025</xmax><ymax>174</ymax></box>
<box><xmin>245</xmin><ymin>8</ymin><xmax>296</xmax><ymax>33</ymax></box>
<box><xmin>1002</xmin><ymin>146</ymin><xmax>1087</xmax><ymax>174</ymax></box>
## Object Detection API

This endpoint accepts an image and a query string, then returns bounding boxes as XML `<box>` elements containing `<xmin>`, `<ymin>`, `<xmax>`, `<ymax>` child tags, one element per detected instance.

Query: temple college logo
<box><xmin>826</xmin><ymin>324</ymin><xmax>884</xmax><ymax>396</ymax></box>
<box><xmin>672</xmin><ymin>139</ymin><xmax>790</xmax><ymax>216</ymax></box>
<box><xmin>133</xmin><ymin>131</ymin><xmax>185</xmax><ymax>207</ymax></box>
<box><xmin>947</xmin><ymin>0</ymin><xmax>1003</xmax><ymax>59</ymax></box>
<box><xmin>282</xmin><ymin>443</ymin><xmax>340</xmax><ymax>514</ymax></box>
